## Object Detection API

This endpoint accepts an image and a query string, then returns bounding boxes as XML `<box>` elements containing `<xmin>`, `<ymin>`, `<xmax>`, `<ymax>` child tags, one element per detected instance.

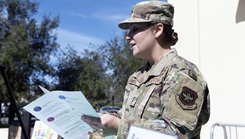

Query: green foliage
<box><xmin>0</xmin><ymin>0</ymin><xmax>59</xmax><ymax>105</ymax></box>
<box><xmin>98</xmin><ymin>32</ymin><xmax>145</xmax><ymax>104</ymax></box>
<box><xmin>0</xmin><ymin>0</ymin><xmax>145</xmax><ymax>109</ymax></box>
<box><xmin>54</xmin><ymin>47</ymin><xmax>111</xmax><ymax>109</ymax></box>
<box><xmin>54</xmin><ymin>32</ymin><xmax>145</xmax><ymax>108</ymax></box>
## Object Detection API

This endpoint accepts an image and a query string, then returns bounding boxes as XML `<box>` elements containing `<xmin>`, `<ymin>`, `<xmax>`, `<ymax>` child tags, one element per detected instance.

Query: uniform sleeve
<box><xmin>161</xmin><ymin>70</ymin><xmax>209</xmax><ymax>133</ymax></box>
<box><xmin>132</xmin><ymin>70</ymin><xmax>210</xmax><ymax>136</ymax></box>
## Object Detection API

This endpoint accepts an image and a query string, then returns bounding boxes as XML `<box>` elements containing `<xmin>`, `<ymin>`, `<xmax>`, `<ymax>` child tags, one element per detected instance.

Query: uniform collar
<box><xmin>131</xmin><ymin>48</ymin><xmax>178</xmax><ymax>85</ymax></box>
<box><xmin>146</xmin><ymin>48</ymin><xmax>178</xmax><ymax>76</ymax></box>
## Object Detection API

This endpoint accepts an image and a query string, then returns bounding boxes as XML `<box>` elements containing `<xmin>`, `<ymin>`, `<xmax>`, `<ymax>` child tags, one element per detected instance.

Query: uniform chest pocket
<box><xmin>127</xmin><ymin>87</ymin><xmax>141</xmax><ymax>107</ymax></box>
<box><xmin>127</xmin><ymin>75</ymin><xmax>163</xmax><ymax>107</ymax></box>
<box><xmin>146</xmin><ymin>76</ymin><xmax>163</xmax><ymax>86</ymax></box>
<box><xmin>135</xmin><ymin>76</ymin><xmax>164</xmax><ymax>117</ymax></box>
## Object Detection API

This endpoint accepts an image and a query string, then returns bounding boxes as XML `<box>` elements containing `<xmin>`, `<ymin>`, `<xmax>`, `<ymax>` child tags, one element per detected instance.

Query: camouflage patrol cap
<box><xmin>118</xmin><ymin>0</ymin><xmax>174</xmax><ymax>30</ymax></box>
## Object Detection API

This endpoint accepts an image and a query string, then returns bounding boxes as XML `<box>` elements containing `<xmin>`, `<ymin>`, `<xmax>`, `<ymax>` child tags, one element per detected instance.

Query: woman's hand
<box><xmin>81</xmin><ymin>113</ymin><xmax>120</xmax><ymax>138</ymax></box>
<box><xmin>100</xmin><ymin>113</ymin><xmax>120</xmax><ymax>129</ymax></box>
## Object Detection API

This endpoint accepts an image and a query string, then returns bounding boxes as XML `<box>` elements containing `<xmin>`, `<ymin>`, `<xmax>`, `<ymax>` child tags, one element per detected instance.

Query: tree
<box><xmin>0</xmin><ymin>0</ymin><xmax>59</xmax><ymax>104</ymax></box>
<box><xmin>53</xmin><ymin>31</ymin><xmax>145</xmax><ymax>109</ymax></box>
<box><xmin>98</xmin><ymin>32</ymin><xmax>145</xmax><ymax>105</ymax></box>
<box><xmin>54</xmin><ymin>48</ymin><xmax>83</xmax><ymax>91</ymax></box>
<box><xmin>54</xmin><ymin>47</ymin><xmax>111</xmax><ymax>109</ymax></box>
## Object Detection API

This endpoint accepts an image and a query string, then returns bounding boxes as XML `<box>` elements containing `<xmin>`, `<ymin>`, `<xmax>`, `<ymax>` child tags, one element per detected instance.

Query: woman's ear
<box><xmin>153</xmin><ymin>23</ymin><xmax>164</xmax><ymax>38</ymax></box>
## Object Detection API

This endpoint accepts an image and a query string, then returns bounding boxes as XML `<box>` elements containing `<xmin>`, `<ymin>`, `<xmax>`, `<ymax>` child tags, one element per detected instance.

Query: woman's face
<box><xmin>126</xmin><ymin>23</ymin><xmax>156</xmax><ymax>59</ymax></box>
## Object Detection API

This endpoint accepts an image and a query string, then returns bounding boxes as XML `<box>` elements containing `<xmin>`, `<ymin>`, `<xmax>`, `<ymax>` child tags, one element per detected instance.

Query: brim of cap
<box><xmin>118</xmin><ymin>17</ymin><xmax>151</xmax><ymax>30</ymax></box>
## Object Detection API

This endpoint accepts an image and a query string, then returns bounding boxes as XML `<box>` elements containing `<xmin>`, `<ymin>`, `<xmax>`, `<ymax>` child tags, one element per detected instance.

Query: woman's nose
<box><xmin>126</xmin><ymin>35</ymin><xmax>131</xmax><ymax>40</ymax></box>
<box><xmin>126</xmin><ymin>32</ymin><xmax>132</xmax><ymax>40</ymax></box>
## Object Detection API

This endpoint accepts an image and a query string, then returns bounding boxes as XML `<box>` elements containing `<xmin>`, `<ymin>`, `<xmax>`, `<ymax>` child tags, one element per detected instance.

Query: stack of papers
<box><xmin>24</xmin><ymin>86</ymin><xmax>100</xmax><ymax>139</ymax></box>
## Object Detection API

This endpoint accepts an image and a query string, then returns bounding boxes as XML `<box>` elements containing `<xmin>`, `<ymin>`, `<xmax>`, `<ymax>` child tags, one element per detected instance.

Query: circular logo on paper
<box><xmin>47</xmin><ymin>117</ymin><xmax>55</xmax><ymax>122</ymax></box>
<box><xmin>33</xmin><ymin>106</ymin><xmax>42</xmax><ymax>112</ymax></box>
<box><xmin>59</xmin><ymin>95</ymin><xmax>66</xmax><ymax>100</ymax></box>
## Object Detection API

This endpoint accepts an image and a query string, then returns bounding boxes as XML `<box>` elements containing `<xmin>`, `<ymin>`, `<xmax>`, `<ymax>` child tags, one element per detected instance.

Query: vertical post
<box><xmin>21</xmin><ymin>110</ymin><xmax>31</xmax><ymax>139</ymax></box>
<box><xmin>0</xmin><ymin>66</ymin><xmax>29</xmax><ymax>139</ymax></box>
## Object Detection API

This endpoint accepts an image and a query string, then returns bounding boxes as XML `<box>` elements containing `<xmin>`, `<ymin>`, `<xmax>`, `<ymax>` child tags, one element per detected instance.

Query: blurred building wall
<box><xmin>169</xmin><ymin>0</ymin><xmax>245</xmax><ymax>138</ymax></box>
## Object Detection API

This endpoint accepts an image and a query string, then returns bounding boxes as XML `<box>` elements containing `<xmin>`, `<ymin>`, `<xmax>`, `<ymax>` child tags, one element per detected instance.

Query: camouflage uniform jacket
<box><xmin>117</xmin><ymin>48</ymin><xmax>210</xmax><ymax>139</ymax></box>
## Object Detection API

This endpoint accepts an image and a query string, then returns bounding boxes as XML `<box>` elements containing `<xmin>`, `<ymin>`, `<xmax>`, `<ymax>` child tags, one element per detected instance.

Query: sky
<box><xmin>33</xmin><ymin>0</ymin><xmax>146</xmax><ymax>53</ymax></box>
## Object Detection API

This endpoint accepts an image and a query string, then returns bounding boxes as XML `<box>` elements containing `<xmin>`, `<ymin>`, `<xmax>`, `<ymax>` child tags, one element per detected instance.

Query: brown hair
<box><xmin>163</xmin><ymin>24</ymin><xmax>178</xmax><ymax>46</ymax></box>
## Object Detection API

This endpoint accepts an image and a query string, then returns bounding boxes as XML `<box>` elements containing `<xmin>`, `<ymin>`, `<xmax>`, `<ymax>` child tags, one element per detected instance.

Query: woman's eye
<box><xmin>130</xmin><ymin>27</ymin><xmax>139</xmax><ymax>33</ymax></box>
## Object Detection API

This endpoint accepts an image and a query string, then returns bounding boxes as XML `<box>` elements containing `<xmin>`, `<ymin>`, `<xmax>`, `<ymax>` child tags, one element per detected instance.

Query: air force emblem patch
<box><xmin>176</xmin><ymin>86</ymin><xmax>198</xmax><ymax>110</ymax></box>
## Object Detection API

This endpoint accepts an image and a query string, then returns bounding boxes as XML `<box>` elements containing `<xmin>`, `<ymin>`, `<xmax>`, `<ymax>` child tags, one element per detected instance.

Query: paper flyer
<box><xmin>24</xmin><ymin>87</ymin><xmax>100</xmax><ymax>139</ymax></box>
<box><xmin>127</xmin><ymin>125</ymin><xmax>178</xmax><ymax>139</ymax></box>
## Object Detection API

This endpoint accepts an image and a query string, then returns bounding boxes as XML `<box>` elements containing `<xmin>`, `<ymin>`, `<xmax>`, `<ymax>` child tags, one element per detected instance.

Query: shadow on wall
<box><xmin>236</xmin><ymin>0</ymin><xmax>245</xmax><ymax>23</ymax></box>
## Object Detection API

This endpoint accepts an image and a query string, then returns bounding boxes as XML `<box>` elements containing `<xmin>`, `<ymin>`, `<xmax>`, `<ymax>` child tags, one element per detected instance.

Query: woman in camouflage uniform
<box><xmin>87</xmin><ymin>1</ymin><xmax>210</xmax><ymax>139</ymax></box>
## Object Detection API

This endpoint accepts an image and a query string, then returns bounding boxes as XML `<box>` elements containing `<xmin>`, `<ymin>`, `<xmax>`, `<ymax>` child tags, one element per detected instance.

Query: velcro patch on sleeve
<box><xmin>176</xmin><ymin>86</ymin><xmax>198</xmax><ymax>110</ymax></box>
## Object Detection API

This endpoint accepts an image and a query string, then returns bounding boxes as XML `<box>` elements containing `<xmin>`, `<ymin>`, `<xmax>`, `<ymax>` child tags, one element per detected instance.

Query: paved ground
<box><xmin>0</xmin><ymin>128</ymin><xmax>8</xmax><ymax>139</ymax></box>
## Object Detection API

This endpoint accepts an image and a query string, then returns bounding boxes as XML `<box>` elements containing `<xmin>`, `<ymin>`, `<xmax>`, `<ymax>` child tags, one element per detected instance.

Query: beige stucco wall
<box><xmin>169</xmin><ymin>0</ymin><xmax>245</xmax><ymax>138</ymax></box>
